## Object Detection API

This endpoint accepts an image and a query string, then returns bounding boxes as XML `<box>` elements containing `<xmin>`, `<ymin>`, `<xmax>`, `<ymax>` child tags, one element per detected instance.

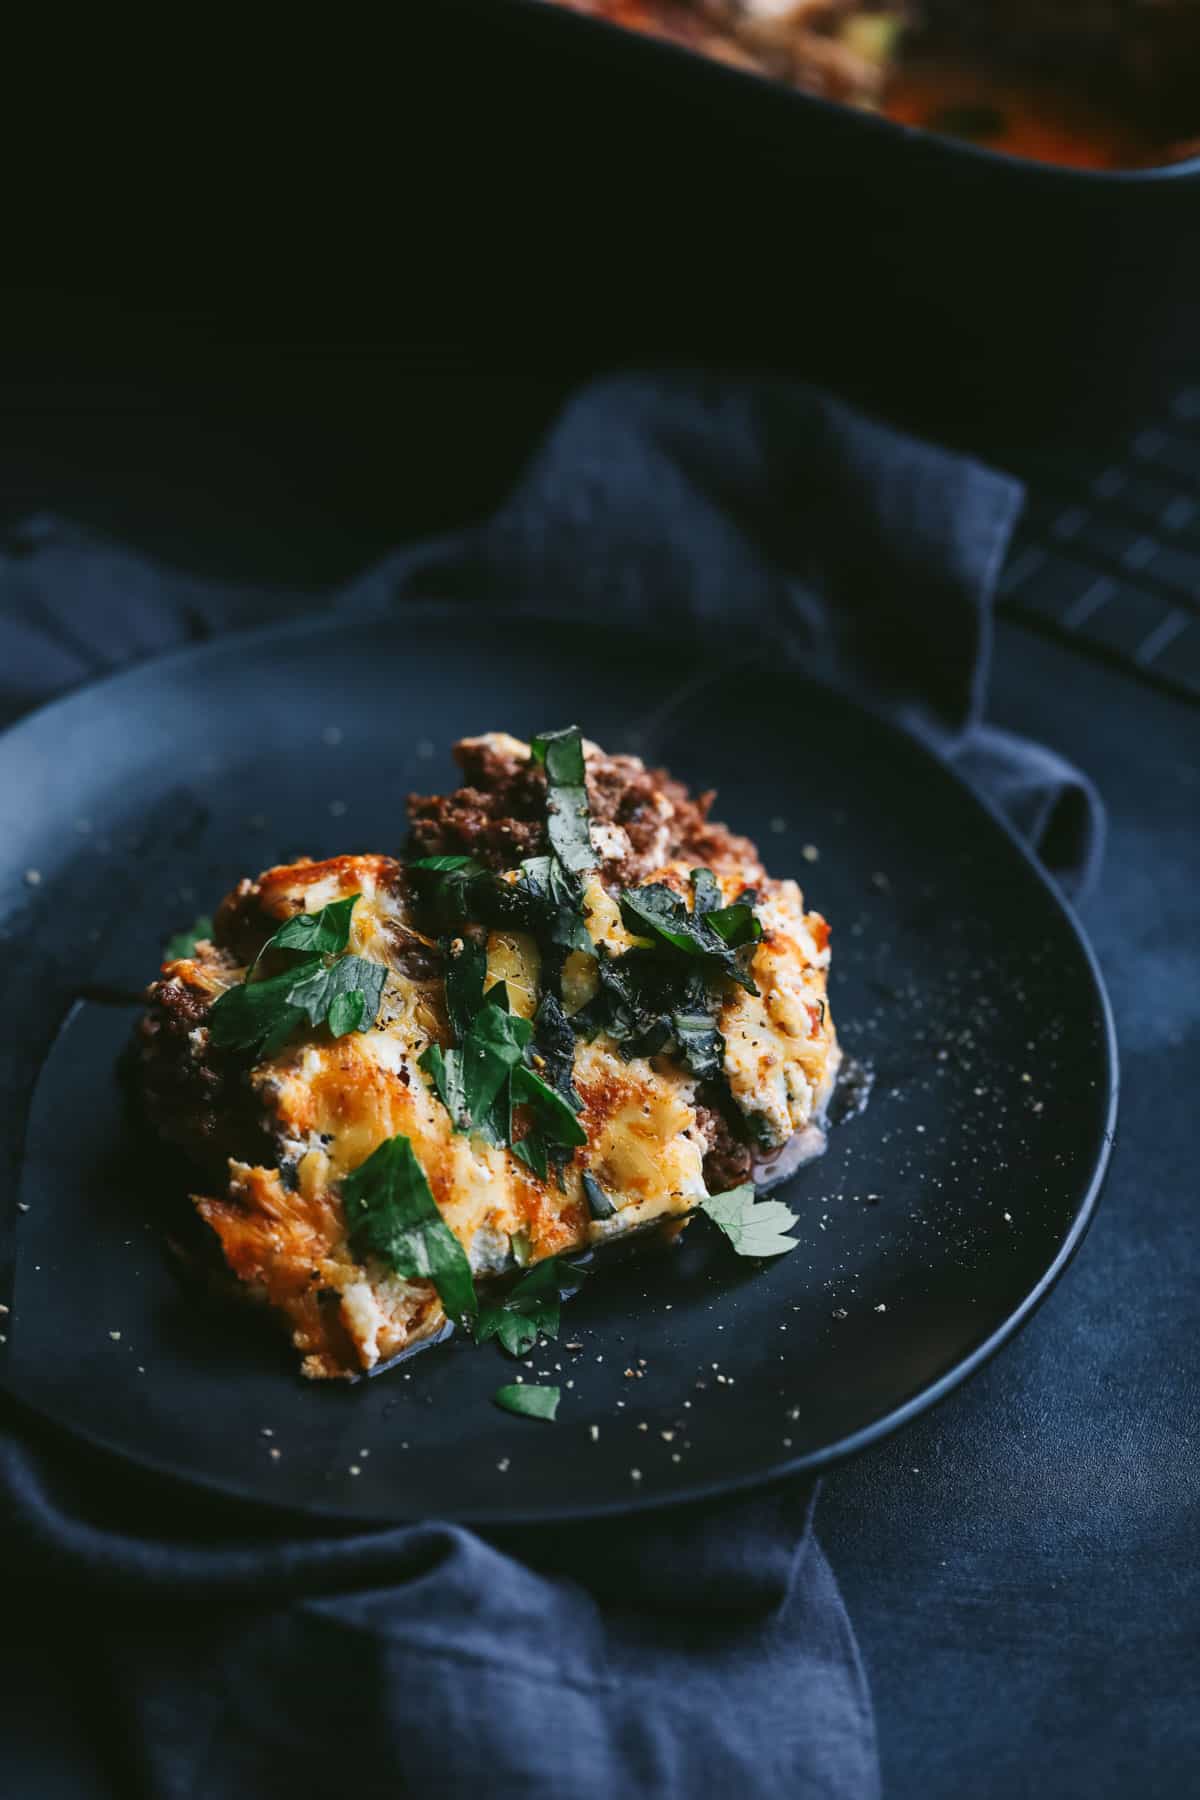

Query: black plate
<box><xmin>0</xmin><ymin>611</ymin><xmax>1116</xmax><ymax>1524</ymax></box>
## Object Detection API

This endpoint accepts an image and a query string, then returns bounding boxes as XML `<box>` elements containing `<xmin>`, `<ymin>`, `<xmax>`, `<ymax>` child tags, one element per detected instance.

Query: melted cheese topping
<box><xmin>720</xmin><ymin>879</ymin><xmax>839</xmax><ymax>1146</ymax></box>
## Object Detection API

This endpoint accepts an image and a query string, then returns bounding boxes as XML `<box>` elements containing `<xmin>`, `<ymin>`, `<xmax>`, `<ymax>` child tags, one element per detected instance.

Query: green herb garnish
<box><xmin>582</xmin><ymin>1171</ymin><xmax>617</xmax><ymax>1220</ymax></box>
<box><xmin>422</xmin><ymin>940</ymin><xmax>585</xmax><ymax>1176</ymax></box>
<box><xmin>208</xmin><ymin>895</ymin><xmax>386</xmax><ymax>1058</ymax></box>
<box><xmin>699</xmin><ymin>1183</ymin><xmax>800</xmax><ymax>1257</ymax></box>
<box><xmin>690</xmin><ymin>867</ymin><xmax>722</xmax><ymax>916</ymax></box>
<box><xmin>268</xmin><ymin>894</ymin><xmax>358</xmax><ymax>958</ymax></box>
<box><xmin>494</xmin><ymin>1382</ymin><xmax>560</xmax><ymax>1421</ymax></box>
<box><xmin>617</xmin><ymin>883</ymin><xmax>761</xmax><ymax>990</ymax></box>
<box><xmin>420</xmin><ymin>994</ymin><xmax>533</xmax><ymax>1137</ymax></box>
<box><xmin>670</xmin><ymin>1010</ymin><xmax>726</xmax><ymax>1082</ymax></box>
<box><xmin>342</xmin><ymin>1133</ymin><xmax>477</xmax><ymax>1323</ymax></box>
<box><xmin>445</xmin><ymin>936</ymin><xmax>487</xmax><ymax>1044</ymax></box>
<box><xmin>165</xmin><ymin>915</ymin><xmax>214</xmax><ymax>960</ymax></box>
<box><xmin>531</xmin><ymin>725</ymin><xmax>595</xmax><ymax>875</ymax></box>
<box><xmin>473</xmin><ymin>1255</ymin><xmax>582</xmax><ymax>1356</ymax></box>
<box><xmin>516</xmin><ymin>855</ymin><xmax>593</xmax><ymax>954</ymax></box>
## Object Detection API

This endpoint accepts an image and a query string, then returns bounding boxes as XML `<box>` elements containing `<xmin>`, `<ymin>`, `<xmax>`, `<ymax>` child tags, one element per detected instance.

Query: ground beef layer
<box><xmin>409</xmin><ymin>733</ymin><xmax>763</xmax><ymax>889</ymax></box>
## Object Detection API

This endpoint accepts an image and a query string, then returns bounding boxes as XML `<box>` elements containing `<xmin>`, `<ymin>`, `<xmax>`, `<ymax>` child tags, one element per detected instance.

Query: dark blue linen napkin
<box><xmin>0</xmin><ymin>372</ymin><xmax>1102</xmax><ymax>1800</ymax></box>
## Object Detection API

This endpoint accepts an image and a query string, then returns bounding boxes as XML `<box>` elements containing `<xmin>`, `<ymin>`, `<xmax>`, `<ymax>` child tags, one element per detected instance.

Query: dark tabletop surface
<box><xmin>0</xmin><ymin>339</ymin><xmax>1196</xmax><ymax>1797</ymax></box>
<box><xmin>822</xmin><ymin>620</ymin><xmax>1200</xmax><ymax>1799</ymax></box>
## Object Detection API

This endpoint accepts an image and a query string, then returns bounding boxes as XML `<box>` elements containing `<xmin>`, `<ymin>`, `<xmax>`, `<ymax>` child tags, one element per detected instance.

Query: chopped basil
<box><xmin>530</xmin><ymin>993</ymin><xmax>582</xmax><ymax>1108</ymax></box>
<box><xmin>164</xmin><ymin>914</ymin><xmax>213</xmax><ymax>960</ymax></box>
<box><xmin>408</xmin><ymin>855</ymin><xmax>485</xmax><ymax>873</ymax></box>
<box><xmin>419</xmin><ymin>1042</ymin><xmax>469</xmax><ymax>1130</ymax></box>
<box><xmin>517</xmin><ymin>855</ymin><xmax>592</xmax><ymax>954</ymax></box>
<box><xmin>579</xmin><ymin>945</ymin><xmax>728</xmax><ymax>1076</ymax></box>
<box><xmin>512</xmin><ymin>1063</ymin><xmax>587</xmax><ymax>1145</ymax></box>
<box><xmin>494</xmin><ymin>1382</ymin><xmax>560</xmax><ymax>1422</ymax></box>
<box><xmin>462</xmin><ymin>1001</ymin><xmax>534</xmax><ymax>1126</ymax></box>
<box><xmin>582</xmin><ymin>1171</ymin><xmax>617</xmax><ymax>1220</ymax></box>
<box><xmin>617</xmin><ymin>883</ymin><xmax>760</xmax><ymax>991</ymax></box>
<box><xmin>505</xmin><ymin>992</ymin><xmax>588</xmax><ymax>1179</ymax></box>
<box><xmin>421</xmin><ymin>993</ymin><xmax>532</xmax><ymax>1136</ymax></box>
<box><xmin>690</xmin><ymin>868</ymin><xmax>722</xmax><ymax>916</ymax></box>
<box><xmin>342</xmin><ymin>1134</ymin><xmax>477</xmax><ymax>1323</ymax></box>
<box><xmin>531</xmin><ymin>726</ymin><xmax>586</xmax><ymax>788</ymax></box>
<box><xmin>531</xmin><ymin>725</ymin><xmax>595</xmax><ymax>875</ymax></box>
<box><xmin>705</xmin><ymin>901</ymin><xmax>762</xmax><ymax>949</ymax></box>
<box><xmin>511</xmin><ymin>1129</ymin><xmax>549</xmax><ymax>1181</ymax></box>
<box><xmin>445</xmin><ymin>935</ymin><xmax>487</xmax><ymax>1045</ymax></box>
<box><xmin>422</xmin><ymin>916</ymin><xmax>585</xmax><ymax>1178</ymax></box>
<box><xmin>473</xmin><ymin>1256</ymin><xmax>580</xmax><ymax>1356</ymax></box>
<box><xmin>671</xmin><ymin>1010</ymin><xmax>726</xmax><ymax>1082</ymax></box>
<box><xmin>699</xmin><ymin>1184</ymin><xmax>801</xmax><ymax>1257</ymax></box>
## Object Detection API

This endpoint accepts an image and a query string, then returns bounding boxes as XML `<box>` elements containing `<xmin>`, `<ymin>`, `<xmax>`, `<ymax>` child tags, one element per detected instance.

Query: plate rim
<box><xmin>0</xmin><ymin>605</ymin><xmax>1119</xmax><ymax>1525</ymax></box>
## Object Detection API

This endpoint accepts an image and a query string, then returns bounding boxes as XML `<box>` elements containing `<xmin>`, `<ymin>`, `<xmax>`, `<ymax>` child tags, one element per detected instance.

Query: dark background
<box><xmin>3</xmin><ymin>18</ymin><xmax>1198</xmax><ymax>1792</ymax></box>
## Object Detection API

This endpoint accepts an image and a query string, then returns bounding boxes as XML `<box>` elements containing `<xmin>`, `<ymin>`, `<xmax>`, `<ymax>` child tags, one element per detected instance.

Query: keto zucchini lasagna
<box><xmin>138</xmin><ymin>729</ymin><xmax>839</xmax><ymax>1378</ymax></box>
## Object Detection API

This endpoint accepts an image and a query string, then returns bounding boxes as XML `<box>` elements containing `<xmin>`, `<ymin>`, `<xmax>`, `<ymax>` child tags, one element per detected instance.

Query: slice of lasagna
<box><xmin>551</xmin><ymin>2</ymin><xmax>908</xmax><ymax>104</ymax></box>
<box><xmin>138</xmin><ymin>729</ymin><xmax>839</xmax><ymax>1377</ymax></box>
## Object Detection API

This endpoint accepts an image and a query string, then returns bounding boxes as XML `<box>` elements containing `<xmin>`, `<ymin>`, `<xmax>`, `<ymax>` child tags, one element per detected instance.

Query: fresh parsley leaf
<box><xmin>328</xmin><ymin>990</ymin><xmax>366</xmax><ymax>1037</ymax></box>
<box><xmin>512</xmin><ymin>1063</ymin><xmax>586</xmax><ymax>1144</ymax></box>
<box><xmin>480</xmin><ymin>1057</ymin><xmax>515</xmax><ymax>1149</ymax></box>
<box><xmin>474</xmin><ymin>1256</ymin><xmax>575</xmax><ymax>1356</ymax></box>
<box><xmin>699</xmin><ymin>1183</ymin><xmax>801</xmax><ymax>1257</ymax></box>
<box><xmin>582</xmin><ymin>1171</ymin><xmax>617</xmax><ymax>1220</ymax></box>
<box><xmin>270</xmin><ymin>895</ymin><xmax>358</xmax><ymax>958</ymax></box>
<box><xmin>408</xmin><ymin>855</ymin><xmax>486</xmax><ymax>872</ymax></box>
<box><xmin>531</xmin><ymin>725</ymin><xmax>594</xmax><ymax>875</ymax></box>
<box><xmin>494</xmin><ymin>1382</ymin><xmax>560</xmax><ymax>1421</ymax></box>
<box><xmin>705</xmin><ymin>902</ymin><xmax>763</xmax><ymax>950</ymax></box>
<box><xmin>461</xmin><ymin>1002</ymin><xmax>533</xmax><ymax>1127</ymax></box>
<box><xmin>208</xmin><ymin>887</ymin><xmax>386</xmax><ymax>1059</ymax></box>
<box><xmin>165</xmin><ymin>915</ymin><xmax>214</xmax><ymax>960</ymax></box>
<box><xmin>419</xmin><ymin>1042</ymin><xmax>470</xmax><ymax>1130</ymax></box>
<box><xmin>509</xmin><ymin>1028</ymin><xmax>586</xmax><ymax>1182</ymax></box>
<box><xmin>208</xmin><ymin>964</ymin><xmax>308</xmax><ymax>1055</ymax></box>
<box><xmin>342</xmin><ymin>1134</ymin><xmax>477</xmax><ymax>1322</ymax></box>
<box><xmin>511</xmin><ymin>1129</ymin><xmax>549</xmax><ymax>1181</ymax></box>
<box><xmin>445</xmin><ymin>935</ymin><xmax>487</xmax><ymax>1044</ymax></box>
<box><xmin>286</xmin><ymin>954</ymin><xmax>387</xmax><ymax>1034</ymax></box>
<box><xmin>422</xmin><ymin>990</ymin><xmax>534</xmax><ymax>1139</ymax></box>
<box><xmin>477</xmin><ymin>1308</ymin><xmax>539</xmax><ymax>1357</ymax></box>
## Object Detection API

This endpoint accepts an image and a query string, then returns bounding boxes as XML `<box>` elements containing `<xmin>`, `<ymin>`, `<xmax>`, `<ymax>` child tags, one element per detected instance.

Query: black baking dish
<box><xmin>449</xmin><ymin>0</ymin><xmax>1200</xmax><ymax>447</ymax></box>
